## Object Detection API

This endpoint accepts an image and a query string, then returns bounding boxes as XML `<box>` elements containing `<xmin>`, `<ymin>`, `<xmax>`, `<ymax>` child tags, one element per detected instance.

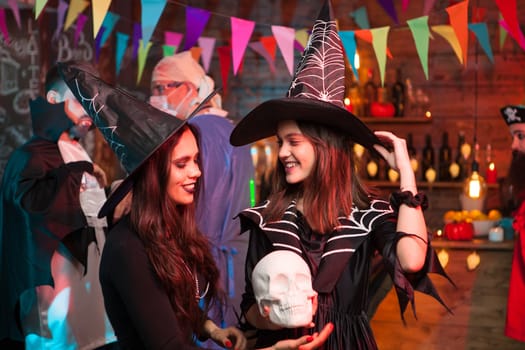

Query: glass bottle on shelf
<box><xmin>363</xmin><ymin>68</ymin><xmax>377</xmax><ymax>116</ymax></box>
<box><xmin>348</xmin><ymin>74</ymin><xmax>364</xmax><ymax>117</ymax></box>
<box><xmin>438</xmin><ymin>131</ymin><xmax>452</xmax><ymax>181</ymax></box>
<box><xmin>421</xmin><ymin>134</ymin><xmax>435</xmax><ymax>182</ymax></box>
<box><xmin>406</xmin><ymin>133</ymin><xmax>419</xmax><ymax>177</ymax></box>
<box><xmin>391</xmin><ymin>67</ymin><xmax>406</xmax><ymax>117</ymax></box>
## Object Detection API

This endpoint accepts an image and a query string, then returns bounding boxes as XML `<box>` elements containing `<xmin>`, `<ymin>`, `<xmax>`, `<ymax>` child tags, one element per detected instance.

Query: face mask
<box><xmin>69</xmin><ymin>116</ymin><xmax>93</xmax><ymax>140</ymax></box>
<box><xmin>148</xmin><ymin>87</ymin><xmax>198</xmax><ymax>119</ymax></box>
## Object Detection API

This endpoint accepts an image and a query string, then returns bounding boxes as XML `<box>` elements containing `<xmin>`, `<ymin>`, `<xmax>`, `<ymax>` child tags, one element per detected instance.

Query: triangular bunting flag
<box><xmin>34</xmin><ymin>0</ymin><xmax>49</xmax><ymax>20</ymax></box>
<box><xmin>370</xmin><ymin>26</ymin><xmax>390</xmax><ymax>86</ymax></box>
<box><xmin>8</xmin><ymin>0</ymin><xmax>21</xmax><ymax>29</ymax></box>
<box><xmin>53</xmin><ymin>0</ymin><xmax>68</xmax><ymax>40</ymax></box>
<box><xmin>295</xmin><ymin>29</ymin><xmax>309</xmax><ymax>51</ymax></box>
<box><xmin>64</xmin><ymin>0</ymin><xmax>89</xmax><ymax>31</ymax></box>
<box><xmin>402</xmin><ymin>0</ymin><xmax>410</xmax><ymax>12</ymax></box>
<box><xmin>132</xmin><ymin>22</ymin><xmax>142</xmax><ymax>60</ymax></box>
<box><xmin>377</xmin><ymin>0</ymin><xmax>399</xmax><ymax>24</ymax></box>
<box><xmin>99</xmin><ymin>11</ymin><xmax>120</xmax><ymax>47</ymax></box>
<box><xmin>217</xmin><ymin>45</ymin><xmax>231</xmax><ymax>94</ymax></box>
<box><xmin>349</xmin><ymin>6</ymin><xmax>370</xmax><ymax>29</ymax></box>
<box><xmin>95</xmin><ymin>26</ymin><xmax>106</xmax><ymax>61</ymax></box>
<box><xmin>116</xmin><ymin>32</ymin><xmax>129</xmax><ymax>75</ymax></box>
<box><xmin>495</xmin><ymin>0</ymin><xmax>525</xmax><ymax>51</ymax></box>
<box><xmin>230</xmin><ymin>16</ymin><xmax>255</xmax><ymax>75</ymax></box>
<box><xmin>499</xmin><ymin>13</ymin><xmax>508</xmax><ymax>49</ymax></box>
<box><xmin>0</xmin><ymin>9</ymin><xmax>9</xmax><ymax>43</ymax></box>
<box><xmin>272</xmin><ymin>25</ymin><xmax>295</xmax><ymax>76</ymax></box>
<box><xmin>184</xmin><ymin>6</ymin><xmax>210</xmax><ymax>51</ymax></box>
<box><xmin>162</xmin><ymin>45</ymin><xmax>176</xmax><ymax>57</ymax></box>
<box><xmin>407</xmin><ymin>16</ymin><xmax>430</xmax><ymax>79</ymax></box>
<box><xmin>339</xmin><ymin>31</ymin><xmax>359</xmax><ymax>80</ymax></box>
<box><xmin>198</xmin><ymin>36</ymin><xmax>216</xmax><ymax>72</ymax></box>
<box><xmin>190</xmin><ymin>46</ymin><xmax>202</xmax><ymax>61</ymax></box>
<box><xmin>137</xmin><ymin>39</ymin><xmax>153</xmax><ymax>84</ymax></box>
<box><xmin>423</xmin><ymin>0</ymin><xmax>437</xmax><ymax>16</ymax></box>
<box><xmin>260</xmin><ymin>36</ymin><xmax>277</xmax><ymax>60</ymax></box>
<box><xmin>140</xmin><ymin>0</ymin><xmax>167</xmax><ymax>45</ymax></box>
<box><xmin>468</xmin><ymin>23</ymin><xmax>494</xmax><ymax>63</ymax></box>
<box><xmin>165</xmin><ymin>31</ymin><xmax>183</xmax><ymax>51</ymax></box>
<box><xmin>354</xmin><ymin>29</ymin><xmax>393</xmax><ymax>58</ymax></box>
<box><xmin>92</xmin><ymin>0</ymin><xmax>112</xmax><ymax>39</ymax></box>
<box><xmin>432</xmin><ymin>25</ymin><xmax>463</xmax><ymax>64</ymax></box>
<box><xmin>73</xmin><ymin>13</ymin><xmax>88</xmax><ymax>47</ymax></box>
<box><xmin>248</xmin><ymin>41</ymin><xmax>276</xmax><ymax>74</ymax></box>
<box><xmin>446</xmin><ymin>0</ymin><xmax>469</xmax><ymax>66</ymax></box>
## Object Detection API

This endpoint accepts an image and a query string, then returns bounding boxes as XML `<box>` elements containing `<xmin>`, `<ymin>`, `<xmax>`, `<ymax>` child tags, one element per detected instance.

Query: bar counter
<box><xmin>370</xmin><ymin>237</ymin><xmax>524</xmax><ymax>349</ymax></box>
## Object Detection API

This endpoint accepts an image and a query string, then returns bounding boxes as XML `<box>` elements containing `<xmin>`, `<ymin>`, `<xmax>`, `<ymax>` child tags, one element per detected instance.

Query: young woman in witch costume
<box><xmin>230</xmin><ymin>1</ymin><xmax>451</xmax><ymax>349</ymax></box>
<box><xmin>57</xmin><ymin>63</ymin><xmax>333</xmax><ymax>350</ymax></box>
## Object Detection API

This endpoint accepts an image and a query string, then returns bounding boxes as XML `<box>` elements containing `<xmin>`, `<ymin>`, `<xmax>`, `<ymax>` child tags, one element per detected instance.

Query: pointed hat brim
<box><xmin>230</xmin><ymin>97</ymin><xmax>383</xmax><ymax>151</ymax></box>
<box><xmin>58</xmin><ymin>62</ymin><xmax>188</xmax><ymax>218</ymax></box>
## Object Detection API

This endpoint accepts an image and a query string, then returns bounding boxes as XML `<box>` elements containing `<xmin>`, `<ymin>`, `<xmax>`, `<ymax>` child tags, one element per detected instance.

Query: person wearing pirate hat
<box><xmin>500</xmin><ymin>105</ymin><xmax>525</xmax><ymax>343</ymax></box>
<box><xmin>0</xmin><ymin>61</ymin><xmax>117</xmax><ymax>348</ymax></box>
<box><xmin>56</xmin><ymin>62</ymin><xmax>333</xmax><ymax>350</ymax></box>
<box><xmin>230</xmin><ymin>1</ymin><xmax>452</xmax><ymax>349</ymax></box>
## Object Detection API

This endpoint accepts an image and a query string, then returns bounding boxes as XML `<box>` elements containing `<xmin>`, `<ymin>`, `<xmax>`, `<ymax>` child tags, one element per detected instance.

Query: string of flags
<box><xmin>0</xmin><ymin>0</ymin><xmax>524</xmax><ymax>91</ymax></box>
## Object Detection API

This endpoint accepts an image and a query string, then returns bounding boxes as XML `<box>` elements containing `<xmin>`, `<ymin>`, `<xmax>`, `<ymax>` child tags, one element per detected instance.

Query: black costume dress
<box><xmin>100</xmin><ymin>216</ymin><xmax>212</xmax><ymax>350</ymax></box>
<box><xmin>239</xmin><ymin>199</ymin><xmax>450</xmax><ymax>350</ymax></box>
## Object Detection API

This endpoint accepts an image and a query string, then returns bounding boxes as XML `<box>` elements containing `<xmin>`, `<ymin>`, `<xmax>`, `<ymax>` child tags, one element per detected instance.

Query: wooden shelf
<box><xmin>359</xmin><ymin>116</ymin><xmax>433</xmax><ymax>123</ymax></box>
<box><xmin>365</xmin><ymin>181</ymin><xmax>499</xmax><ymax>190</ymax></box>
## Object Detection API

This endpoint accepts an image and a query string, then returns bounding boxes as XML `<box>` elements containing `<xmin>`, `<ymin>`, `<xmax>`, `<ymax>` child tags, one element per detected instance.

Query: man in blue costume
<box><xmin>150</xmin><ymin>51</ymin><xmax>255</xmax><ymax>348</ymax></box>
<box><xmin>0</xmin><ymin>61</ymin><xmax>118</xmax><ymax>349</ymax></box>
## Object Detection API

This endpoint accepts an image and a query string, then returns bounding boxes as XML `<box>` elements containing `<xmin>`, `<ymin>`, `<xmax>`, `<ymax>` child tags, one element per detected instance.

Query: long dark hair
<box><xmin>130</xmin><ymin>124</ymin><xmax>220</xmax><ymax>336</ymax></box>
<box><xmin>264</xmin><ymin>121</ymin><xmax>371</xmax><ymax>233</ymax></box>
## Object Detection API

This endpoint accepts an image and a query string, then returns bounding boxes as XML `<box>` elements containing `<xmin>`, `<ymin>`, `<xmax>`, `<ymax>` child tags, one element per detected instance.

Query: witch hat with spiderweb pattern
<box><xmin>230</xmin><ymin>0</ymin><xmax>383</xmax><ymax>154</ymax></box>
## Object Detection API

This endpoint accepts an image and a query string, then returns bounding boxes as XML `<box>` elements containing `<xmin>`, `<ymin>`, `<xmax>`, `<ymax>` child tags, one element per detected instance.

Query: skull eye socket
<box><xmin>270</xmin><ymin>274</ymin><xmax>289</xmax><ymax>294</ymax></box>
<box><xmin>295</xmin><ymin>274</ymin><xmax>311</xmax><ymax>290</ymax></box>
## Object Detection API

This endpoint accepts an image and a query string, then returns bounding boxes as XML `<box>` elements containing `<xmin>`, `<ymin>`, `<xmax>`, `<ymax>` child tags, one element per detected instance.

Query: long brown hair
<box><xmin>130</xmin><ymin>124</ymin><xmax>220</xmax><ymax>336</ymax></box>
<box><xmin>265</xmin><ymin>121</ymin><xmax>371</xmax><ymax>233</ymax></box>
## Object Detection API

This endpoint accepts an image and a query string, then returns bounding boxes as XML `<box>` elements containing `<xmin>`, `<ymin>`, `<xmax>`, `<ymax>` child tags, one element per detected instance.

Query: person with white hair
<box><xmin>150</xmin><ymin>51</ymin><xmax>255</xmax><ymax>349</ymax></box>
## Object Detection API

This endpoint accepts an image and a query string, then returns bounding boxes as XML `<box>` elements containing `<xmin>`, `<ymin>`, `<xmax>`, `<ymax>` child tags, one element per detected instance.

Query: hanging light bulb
<box><xmin>463</xmin><ymin>160</ymin><xmax>487</xmax><ymax>199</ymax></box>
<box><xmin>354</xmin><ymin>51</ymin><xmax>360</xmax><ymax>70</ymax></box>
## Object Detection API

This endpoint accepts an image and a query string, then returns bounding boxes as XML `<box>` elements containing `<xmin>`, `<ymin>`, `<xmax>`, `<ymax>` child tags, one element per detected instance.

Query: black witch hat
<box><xmin>58</xmin><ymin>62</ymin><xmax>189</xmax><ymax>218</ymax></box>
<box><xmin>230</xmin><ymin>0</ymin><xmax>382</xmax><ymax>153</ymax></box>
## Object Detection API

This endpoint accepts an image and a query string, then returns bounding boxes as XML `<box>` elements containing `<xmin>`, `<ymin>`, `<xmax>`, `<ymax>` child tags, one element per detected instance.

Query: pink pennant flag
<box><xmin>184</xmin><ymin>6</ymin><xmax>210</xmax><ymax>51</ymax></box>
<box><xmin>64</xmin><ymin>0</ymin><xmax>89</xmax><ymax>31</ymax></box>
<box><xmin>272</xmin><ymin>25</ymin><xmax>295</xmax><ymax>76</ymax></box>
<box><xmin>198</xmin><ymin>36</ymin><xmax>216</xmax><ymax>72</ymax></box>
<box><xmin>495</xmin><ymin>0</ymin><xmax>525</xmax><ymax>51</ymax></box>
<box><xmin>446</xmin><ymin>1</ymin><xmax>469</xmax><ymax>66</ymax></box>
<box><xmin>0</xmin><ymin>9</ymin><xmax>10</xmax><ymax>43</ymax></box>
<box><xmin>500</xmin><ymin>20</ymin><xmax>525</xmax><ymax>51</ymax></box>
<box><xmin>165</xmin><ymin>31</ymin><xmax>183</xmax><ymax>51</ymax></box>
<box><xmin>74</xmin><ymin>13</ymin><xmax>88</xmax><ymax>47</ymax></box>
<box><xmin>402</xmin><ymin>0</ymin><xmax>410</xmax><ymax>12</ymax></box>
<box><xmin>230</xmin><ymin>16</ymin><xmax>255</xmax><ymax>76</ymax></box>
<box><xmin>249</xmin><ymin>41</ymin><xmax>276</xmax><ymax>74</ymax></box>
<box><xmin>8</xmin><ymin>0</ymin><xmax>21</xmax><ymax>29</ymax></box>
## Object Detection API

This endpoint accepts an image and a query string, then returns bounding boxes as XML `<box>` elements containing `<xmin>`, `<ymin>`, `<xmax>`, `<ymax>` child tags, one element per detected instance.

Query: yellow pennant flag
<box><xmin>431</xmin><ymin>25</ymin><xmax>463</xmax><ymax>65</ymax></box>
<box><xmin>64</xmin><ymin>0</ymin><xmax>89</xmax><ymax>31</ymax></box>
<box><xmin>92</xmin><ymin>0</ymin><xmax>112</xmax><ymax>38</ymax></box>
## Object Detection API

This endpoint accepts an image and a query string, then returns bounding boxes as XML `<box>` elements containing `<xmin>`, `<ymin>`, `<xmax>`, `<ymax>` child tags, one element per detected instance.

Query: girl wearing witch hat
<box><xmin>57</xmin><ymin>63</ymin><xmax>333</xmax><ymax>349</ymax></box>
<box><xmin>230</xmin><ymin>1</ymin><xmax>452</xmax><ymax>349</ymax></box>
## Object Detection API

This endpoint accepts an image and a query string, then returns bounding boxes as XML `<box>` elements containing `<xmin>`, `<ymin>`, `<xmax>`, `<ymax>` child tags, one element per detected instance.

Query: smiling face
<box><xmin>277</xmin><ymin>120</ymin><xmax>316</xmax><ymax>184</ymax></box>
<box><xmin>167</xmin><ymin>128</ymin><xmax>202</xmax><ymax>205</ymax></box>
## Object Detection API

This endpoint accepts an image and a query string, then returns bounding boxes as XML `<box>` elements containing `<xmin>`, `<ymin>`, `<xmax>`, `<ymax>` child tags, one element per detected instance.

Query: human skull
<box><xmin>252</xmin><ymin>250</ymin><xmax>317</xmax><ymax>328</ymax></box>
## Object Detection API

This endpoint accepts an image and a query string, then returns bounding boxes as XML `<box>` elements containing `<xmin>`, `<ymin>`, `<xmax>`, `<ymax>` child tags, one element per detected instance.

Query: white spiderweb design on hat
<box><xmin>287</xmin><ymin>3</ymin><xmax>345</xmax><ymax>109</ymax></box>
